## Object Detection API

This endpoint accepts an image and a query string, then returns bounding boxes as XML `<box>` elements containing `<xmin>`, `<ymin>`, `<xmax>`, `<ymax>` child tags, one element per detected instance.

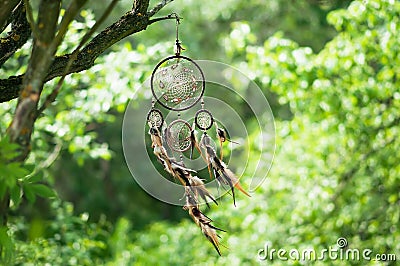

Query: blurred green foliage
<box><xmin>1</xmin><ymin>0</ymin><xmax>399</xmax><ymax>264</ymax></box>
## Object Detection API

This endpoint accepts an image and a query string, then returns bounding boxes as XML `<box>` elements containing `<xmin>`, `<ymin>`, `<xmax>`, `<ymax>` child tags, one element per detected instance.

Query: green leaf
<box><xmin>0</xmin><ymin>226</ymin><xmax>13</xmax><ymax>264</ymax></box>
<box><xmin>0</xmin><ymin>162</ymin><xmax>29</xmax><ymax>180</ymax></box>
<box><xmin>23</xmin><ymin>164</ymin><xmax>36</xmax><ymax>174</ymax></box>
<box><xmin>24</xmin><ymin>171</ymin><xmax>44</xmax><ymax>183</ymax></box>
<box><xmin>23</xmin><ymin>184</ymin><xmax>36</xmax><ymax>204</ymax></box>
<box><xmin>10</xmin><ymin>184</ymin><xmax>22</xmax><ymax>208</ymax></box>
<box><xmin>30</xmin><ymin>184</ymin><xmax>57</xmax><ymax>198</ymax></box>
<box><xmin>0</xmin><ymin>135</ymin><xmax>20</xmax><ymax>161</ymax></box>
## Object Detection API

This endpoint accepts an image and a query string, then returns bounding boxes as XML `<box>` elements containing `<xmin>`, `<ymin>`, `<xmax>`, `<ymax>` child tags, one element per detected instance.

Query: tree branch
<box><xmin>0</xmin><ymin>76</ymin><xmax>21</xmax><ymax>103</ymax></box>
<box><xmin>0</xmin><ymin>0</ymin><xmax>174</xmax><ymax>254</ymax></box>
<box><xmin>8</xmin><ymin>0</ymin><xmax>61</xmax><ymax>148</ymax></box>
<box><xmin>148</xmin><ymin>14</ymin><xmax>178</xmax><ymax>25</ymax></box>
<box><xmin>0</xmin><ymin>1</ymin><xmax>31</xmax><ymax>67</ymax></box>
<box><xmin>133</xmin><ymin>0</ymin><xmax>150</xmax><ymax>14</ymax></box>
<box><xmin>37</xmin><ymin>0</ymin><xmax>119</xmax><ymax>116</ymax></box>
<box><xmin>0</xmin><ymin>0</ymin><xmax>174</xmax><ymax>103</ymax></box>
<box><xmin>147</xmin><ymin>0</ymin><xmax>174</xmax><ymax>17</ymax></box>
<box><xmin>1</xmin><ymin>0</ymin><xmax>61</xmax><ymax>238</ymax></box>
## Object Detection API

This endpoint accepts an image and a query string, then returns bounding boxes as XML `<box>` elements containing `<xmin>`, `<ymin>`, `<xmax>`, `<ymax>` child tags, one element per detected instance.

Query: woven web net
<box><xmin>195</xmin><ymin>109</ymin><xmax>213</xmax><ymax>130</ymax></box>
<box><xmin>166</xmin><ymin>119</ymin><xmax>192</xmax><ymax>152</ymax></box>
<box><xmin>147</xmin><ymin>109</ymin><xmax>164</xmax><ymax>128</ymax></box>
<box><xmin>152</xmin><ymin>58</ymin><xmax>204</xmax><ymax>111</ymax></box>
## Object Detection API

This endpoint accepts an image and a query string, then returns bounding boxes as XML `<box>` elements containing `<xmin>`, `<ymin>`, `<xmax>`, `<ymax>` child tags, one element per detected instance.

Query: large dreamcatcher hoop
<box><xmin>151</xmin><ymin>55</ymin><xmax>205</xmax><ymax>111</ymax></box>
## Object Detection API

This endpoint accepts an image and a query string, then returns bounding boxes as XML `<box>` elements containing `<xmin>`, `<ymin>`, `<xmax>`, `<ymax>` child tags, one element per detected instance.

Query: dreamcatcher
<box><xmin>146</xmin><ymin>14</ymin><xmax>249</xmax><ymax>256</ymax></box>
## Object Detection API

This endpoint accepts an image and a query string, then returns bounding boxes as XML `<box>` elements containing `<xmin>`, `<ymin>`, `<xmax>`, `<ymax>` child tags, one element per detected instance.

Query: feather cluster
<box><xmin>149</xmin><ymin>127</ymin><xmax>249</xmax><ymax>255</ymax></box>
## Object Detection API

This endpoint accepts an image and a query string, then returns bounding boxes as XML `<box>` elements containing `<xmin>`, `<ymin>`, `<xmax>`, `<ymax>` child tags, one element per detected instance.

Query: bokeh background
<box><xmin>0</xmin><ymin>0</ymin><xmax>399</xmax><ymax>265</ymax></box>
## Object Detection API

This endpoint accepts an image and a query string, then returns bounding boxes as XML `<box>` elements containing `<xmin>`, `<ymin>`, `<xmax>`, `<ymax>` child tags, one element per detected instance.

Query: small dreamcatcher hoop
<box><xmin>195</xmin><ymin>109</ymin><xmax>214</xmax><ymax>131</ymax></box>
<box><xmin>151</xmin><ymin>55</ymin><xmax>205</xmax><ymax>111</ymax></box>
<box><xmin>147</xmin><ymin>108</ymin><xmax>164</xmax><ymax>128</ymax></box>
<box><xmin>166</xmin><ymin>119</ymin><xmax>192</xmax><ymax>152</ymax></box>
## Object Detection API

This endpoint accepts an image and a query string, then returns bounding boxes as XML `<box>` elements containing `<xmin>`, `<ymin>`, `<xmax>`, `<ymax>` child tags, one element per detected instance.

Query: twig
<box><xmin>74</xmin><ymin>0</ymin><xmax>119</xmax><ymax>52</ymax></box>
<box><xmin>39</xmin><ymin>141</ymin><xmax>62</xmax><ymax>169</ymax></box>
<box><xmin>147</xmin><ymin>0</ymin><xmax>174</xmax><ymax>17</ymax></box>
<box><xmin>50</xmin><ymin>0</ymin><xmax>88</xmax><ymax>50</ymax></box>
<box><xmin>23</xmin><ymin>0</ymin><xmax>39</xmax><ymax>38</ymax></box>
<box><xmin>36</xmin><ymin>0</ymin><xmax>119</xmax><ymax>116</ymax></box>
<box><xmin>148</xmin><ymin>14</ymin><xmax>178</xmax><ymax>25</ymax></box>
